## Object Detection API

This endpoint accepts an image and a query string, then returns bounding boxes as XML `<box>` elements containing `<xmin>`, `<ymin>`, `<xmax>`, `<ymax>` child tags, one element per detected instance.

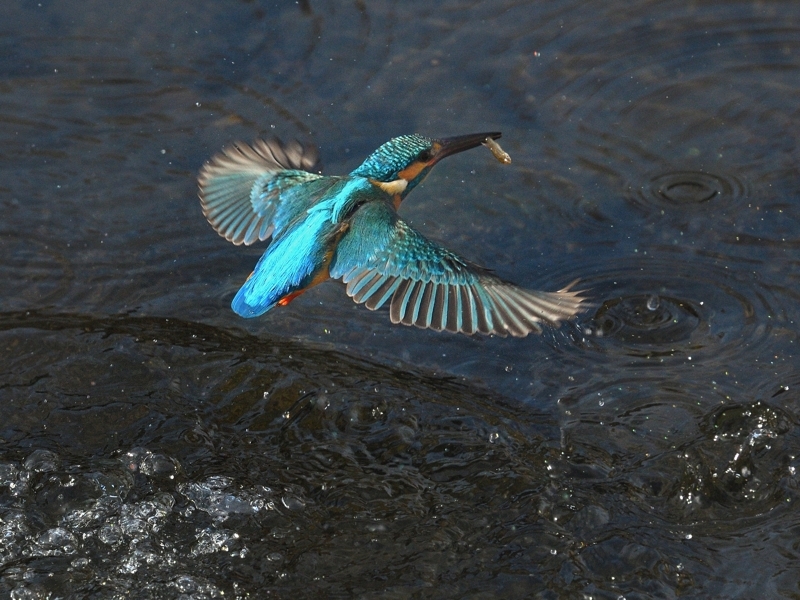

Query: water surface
<box><xmin>2</xmin><ymin>0</ymin><xmax>800</xmax><ymax>597</ymax></box>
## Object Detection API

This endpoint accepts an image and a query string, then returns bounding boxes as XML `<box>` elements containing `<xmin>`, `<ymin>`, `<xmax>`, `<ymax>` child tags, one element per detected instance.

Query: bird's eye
<box><xmin>418</xmin><ymin>149</ymin><xmax>432</xmax><ymax>162</ymax></box>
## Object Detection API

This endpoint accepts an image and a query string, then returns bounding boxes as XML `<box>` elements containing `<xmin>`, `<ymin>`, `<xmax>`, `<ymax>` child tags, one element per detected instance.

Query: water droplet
<box><xmin>24</xmin><ymin>449</ymin><xmax>60</xmax><ymax>472</ymax></box>
<box><xmin>592</xmin><ymin>294</ymin><xmax>701</xmax><ymax>346</ymax></box>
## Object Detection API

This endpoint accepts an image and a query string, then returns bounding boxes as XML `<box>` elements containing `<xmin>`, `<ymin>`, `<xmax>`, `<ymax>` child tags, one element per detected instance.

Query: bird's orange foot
<box><xmin>277</xmin><ymin>289</ymin><xmax>306</xmax><ymax>306</ymax></box>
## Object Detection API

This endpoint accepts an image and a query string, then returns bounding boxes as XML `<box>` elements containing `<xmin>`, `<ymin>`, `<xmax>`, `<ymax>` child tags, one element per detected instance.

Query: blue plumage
<box><xmin>199</xmin><ymin>132</ymin><xmax>588</xmax><ymax>337</ymax></box>
<box><xmin>231</xmin><ymin>206</ymin><xmax>340</xmax><ymax>317</ymax></box>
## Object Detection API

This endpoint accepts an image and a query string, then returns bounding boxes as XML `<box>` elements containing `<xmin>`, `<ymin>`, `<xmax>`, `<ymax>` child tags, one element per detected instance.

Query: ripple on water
<box><xmin>593</xmin><ymin>293</ymin><xmax>701</xmax><ymax>347</ymax></box>
<box><xmin>519</xmin><ymin>4</ymin><xmax>800</xmax><ymax>251</ymax></box>
<box><xmin>1</xmin><ymin>237</ymin><xmax>75</xmax><ymax>311</ymax></box>
<box><xmin>557</xmin><ymin>380</ymin><xmax>709</xmax><ymax>461</ymax></box>
<box><xmin>542</xmin><ymin>9</ymin><xmax>800</xmax><ymax>157</ymax></box>
<box><xmin>627</xmin><ymin>169</ymin><xmax>749</xmax><ymax>213</ymax></box>
<box><xmin>573</xmin><ymin>256</ymin><xmax>779</xmax><ymax>365</ymax></box>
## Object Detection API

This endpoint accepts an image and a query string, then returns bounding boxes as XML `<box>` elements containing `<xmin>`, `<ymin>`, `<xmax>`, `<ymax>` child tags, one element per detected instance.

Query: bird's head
<box><xmin>351</xmin><ymin>132</ymin><xmax>502</xmax><ymax>202</ymax></box>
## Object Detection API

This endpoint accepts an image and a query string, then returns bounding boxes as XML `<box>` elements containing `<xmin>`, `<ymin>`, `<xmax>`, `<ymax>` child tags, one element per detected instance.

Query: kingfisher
<box><xmin>198</xmin><ymin>132</ymin><xmax>586</xmax><ymax>337</ymax></box>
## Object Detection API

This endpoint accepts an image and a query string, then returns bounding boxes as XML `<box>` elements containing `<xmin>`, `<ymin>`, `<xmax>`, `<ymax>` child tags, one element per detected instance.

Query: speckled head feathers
<box><xmin>350</xmin><ymin>134</ymin><xmax>433</xmax><ymax>182</ymax></box>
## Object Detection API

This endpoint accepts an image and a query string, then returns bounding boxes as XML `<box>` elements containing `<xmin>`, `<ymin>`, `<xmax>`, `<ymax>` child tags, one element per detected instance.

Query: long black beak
<box><xmin>435</xmin><ymin>131</ymin><xmax>502</xmax><ymax>161</ymax></box>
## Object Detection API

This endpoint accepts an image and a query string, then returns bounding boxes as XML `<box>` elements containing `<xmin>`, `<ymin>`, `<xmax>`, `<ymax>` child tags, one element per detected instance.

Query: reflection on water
<box><xmin>2</xmin><ymin>0</ymin><xmax>800</xmax><ymax>597</ymax></box>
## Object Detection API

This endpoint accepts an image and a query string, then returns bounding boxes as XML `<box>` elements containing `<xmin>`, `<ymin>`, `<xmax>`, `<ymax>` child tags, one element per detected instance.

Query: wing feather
<box><xmin>199</xmin><ymin>138</ymin><xmax>324</xmax><ymax>246</ymax></box>
<box><xmin>330</xmin><ymin>201</ymin><xmax>587</xmax><ymax>337</ymax></box>
<box><xmin>490</xmin><ymin>286</ymin><xmax>537</xmax><ymax>336</ymax></box>
<box><xmin>365</xmin><ymin>277</ymin><xmax>402</xmax><ymax>310</ymax></box>
<box><xmin>446</xmin><ymin>285</ymin><xmax>460</xmax><ymax>333</ymax></box>
<box><xmin>390</xmin><ymin>279</ymin><xmax>414</xmax><ymax>324</ymax></box>
<box><xmin>460</xmin><ymin>286</ymin><xmax>476</xmax><ymax>334</ymax></box>
<box><xmin>350</xmin><ymin>271</ymin><xmax>381</xmax><ymax>299</ymax></box>
<box><xmin>345</xmin><ymin>269</ymin><xmax>371</xmax><ymax>295</ymax></box>
<box><xmin>421</xmin><ymin>282</ymin><xmax>437</xmax><ymax>329</ymax></box>
<box><xmin>432</xmin><ymin>284</ymin><xmax>446</xmax><ymax>332</ymax></box>
<box><xmin>405</xmin><ymin>281</ymin><xmax>426</xmax><ymax>326</ymax></box>
<box><xmin>471</xmin><ymin>284</ymin><xmax>495</xmax><ymax>334</ymax></box>
<box><xmin>354</xmin><ymin>274</ymin><xmax>388</xmax><ymax>304</ymax></box>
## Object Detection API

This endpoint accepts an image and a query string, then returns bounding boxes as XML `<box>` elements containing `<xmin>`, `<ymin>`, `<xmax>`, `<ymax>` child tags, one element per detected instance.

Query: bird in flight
<box><xmin>198</xmin><ymin>132</ymin><xmax>586</xmax><ymax>337</ymax></box>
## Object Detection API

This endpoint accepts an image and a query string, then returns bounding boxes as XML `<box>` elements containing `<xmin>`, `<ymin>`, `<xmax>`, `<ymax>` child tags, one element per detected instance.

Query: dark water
<box><xmin>2</xmin><ymin>0</ymin><xmax>800</xmax><ymax>597</ymax></box>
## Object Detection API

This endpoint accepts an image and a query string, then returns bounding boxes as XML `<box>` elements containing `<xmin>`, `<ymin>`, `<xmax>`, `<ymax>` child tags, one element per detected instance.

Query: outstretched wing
<box><xmin>329</xmin><ymin>201</ymin><xmax>586</xmax><ymax>337</ymax></box>
<box><xmin>198</xmin><ymin>138</ymin><xmax>326</xmax><ymax>246</ymax></box>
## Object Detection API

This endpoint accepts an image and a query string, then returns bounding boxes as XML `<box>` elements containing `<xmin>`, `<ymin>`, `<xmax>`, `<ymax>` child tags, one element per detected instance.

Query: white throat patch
<box><xmin>372</xmin><ymin>178</ymin><xmax>408</xmax><ymax>196</ymax></box>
